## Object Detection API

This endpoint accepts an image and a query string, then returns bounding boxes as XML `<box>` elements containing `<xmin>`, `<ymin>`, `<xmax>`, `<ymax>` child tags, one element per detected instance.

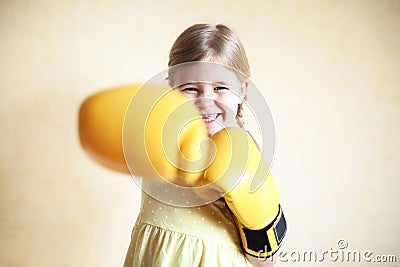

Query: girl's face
<box><xmin>172</xmin><ymin>62</ymin><xmax>247</xmax><ymax>136</ymax></box>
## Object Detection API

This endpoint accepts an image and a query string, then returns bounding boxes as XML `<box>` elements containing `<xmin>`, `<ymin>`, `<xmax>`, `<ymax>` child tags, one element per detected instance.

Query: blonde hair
<box><xmin>168</xmin><ymin>23</ymin><xmax>250</xmax><ymax>128</ymax></box>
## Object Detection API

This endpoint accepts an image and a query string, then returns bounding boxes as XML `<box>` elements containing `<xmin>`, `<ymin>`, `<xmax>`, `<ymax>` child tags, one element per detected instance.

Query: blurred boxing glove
<box><xmin>79</xmin><ymin>84</ymin><xmax>209</xmax><ymax>186</ymax></box>
<box><xmin>197</xmin><ymin>127</ymin><xmax>287</xmax><ymax>258</ymax></box>
<box><xmin>79</xmin><ymin>85</ymin><xmax>135</xmax><ymax>173</ymax></box>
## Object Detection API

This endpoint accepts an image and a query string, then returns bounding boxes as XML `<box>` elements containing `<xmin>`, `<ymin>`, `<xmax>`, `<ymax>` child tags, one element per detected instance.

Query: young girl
<box><xmin>79</xmin><ymin>23</ymin><xmax>284</xmax><ymax>266</ymax></box>
<box><xmin>124</xmin><ymin>24</ymin><xmax>283</xmax><ymax>267</ymax></box>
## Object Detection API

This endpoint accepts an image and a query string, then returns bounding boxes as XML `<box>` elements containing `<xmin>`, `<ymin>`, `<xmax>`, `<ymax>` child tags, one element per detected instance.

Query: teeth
<box><xmin>202</xmin><ymin>114</ymin><xmax>218</xmax><ymax>123</ymax></box>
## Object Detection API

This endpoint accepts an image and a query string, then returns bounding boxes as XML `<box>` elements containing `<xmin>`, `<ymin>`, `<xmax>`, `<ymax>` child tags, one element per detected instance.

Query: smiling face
<box><xmin>170</xmin><ymin>62</ymin><xmax>247</xmax><ymax>136</ymax></box>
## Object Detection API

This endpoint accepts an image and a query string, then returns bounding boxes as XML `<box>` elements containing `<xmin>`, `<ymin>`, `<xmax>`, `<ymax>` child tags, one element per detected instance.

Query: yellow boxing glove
<box><xmin>79</xmin><ymin>85</ymin><xmax>135</xmax><ymax>173</ymax></box>
<box><xmin>199</xmin><ymin>127</ymin><xmax>287</xmax><ymax>258</ymax></box>
<box><xmin>79</xmin><ymin>84</ymin><xmax>209</xmax><ymax>186</ymax></box>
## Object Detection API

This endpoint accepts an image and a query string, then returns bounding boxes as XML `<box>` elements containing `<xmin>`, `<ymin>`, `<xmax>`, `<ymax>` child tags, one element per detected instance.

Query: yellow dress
<box><xmin>123</xmin><ymin>187</ymin><xmax>249</xmax><ymax>266</ymax></box>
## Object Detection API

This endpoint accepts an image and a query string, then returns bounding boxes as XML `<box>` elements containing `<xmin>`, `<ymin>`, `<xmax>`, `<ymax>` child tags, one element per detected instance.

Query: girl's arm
<box><xmin>246</xmin><ymin>255</ymin><xmax>276</xmax><ymax>267</ymax></box>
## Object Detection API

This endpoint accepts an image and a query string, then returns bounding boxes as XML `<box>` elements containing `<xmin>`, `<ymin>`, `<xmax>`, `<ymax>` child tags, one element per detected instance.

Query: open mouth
<box><xmin>201</xmin><ymin>113</ymin><xmax>220</xmax><ymax>124</ymax></box>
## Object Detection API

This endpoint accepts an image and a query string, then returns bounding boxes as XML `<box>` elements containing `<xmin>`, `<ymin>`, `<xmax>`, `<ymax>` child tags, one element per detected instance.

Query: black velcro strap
<box><xmin>240</xmin><ymin>205</ymin><xmax>287</xmax><ymax>258</ymax></box>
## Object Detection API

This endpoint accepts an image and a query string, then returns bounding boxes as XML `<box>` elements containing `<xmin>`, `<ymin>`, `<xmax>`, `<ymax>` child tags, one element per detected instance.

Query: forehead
<box><xmin>170</xmin><ymin>62</ymin><xmax>240</xmax><ymax>87</ymax></box>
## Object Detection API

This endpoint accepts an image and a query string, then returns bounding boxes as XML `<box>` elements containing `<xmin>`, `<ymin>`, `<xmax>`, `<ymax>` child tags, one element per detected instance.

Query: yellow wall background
<box><xmin>0</xmin><ymin>0</ymin><xmax>399</xmax><ymax>266</ymax></box>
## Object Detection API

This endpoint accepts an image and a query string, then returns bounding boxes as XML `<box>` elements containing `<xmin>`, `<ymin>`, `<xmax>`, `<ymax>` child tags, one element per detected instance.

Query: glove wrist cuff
<box><xmin>237</xmin><ymin>205</ymin><xmax>287</xmax><ymax>258</ymax></box>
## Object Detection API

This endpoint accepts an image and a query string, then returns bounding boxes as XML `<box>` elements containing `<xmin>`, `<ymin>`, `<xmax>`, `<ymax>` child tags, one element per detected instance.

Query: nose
<box><xmin>195</xmin><ymin>96</ymin><xmax>215</xmax><ymax>109</ymax></box>
<box><xmin>195</xmin><ymin>86</ymin><xmax>216</xmax><ymax>109</ymax></box>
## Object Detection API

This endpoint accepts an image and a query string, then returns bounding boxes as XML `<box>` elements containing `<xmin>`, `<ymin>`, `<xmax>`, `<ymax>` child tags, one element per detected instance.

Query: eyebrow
<box><xmin>178</xmin><ymin>81</ymin><xmax>232</xmax><ymax>86</ymax></box>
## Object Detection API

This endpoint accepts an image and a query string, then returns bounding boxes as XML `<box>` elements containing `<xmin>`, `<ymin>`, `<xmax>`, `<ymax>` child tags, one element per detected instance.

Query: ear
<box><xmin>239</xmin><ymin>79</ymin><xmax>249</xmax><ymax>99</ymax></box>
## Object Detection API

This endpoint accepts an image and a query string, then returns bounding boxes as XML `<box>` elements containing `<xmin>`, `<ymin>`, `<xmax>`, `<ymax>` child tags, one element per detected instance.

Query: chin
<box><xmin>206</xmin><ymin>126</ymin><xmax>222</xmax><ymax>137</ymax></box>
<box><xmin>206</xmin><ymin>130</ymin><xmax>214</xmax><ymax>137</ymax></box>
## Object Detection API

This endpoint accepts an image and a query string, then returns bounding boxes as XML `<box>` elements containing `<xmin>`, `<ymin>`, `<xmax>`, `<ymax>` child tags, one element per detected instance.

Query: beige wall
<box><xmin>1</xmin><ymin>0</ymin><xmax>399</xmax><ymax>266</ymax></box>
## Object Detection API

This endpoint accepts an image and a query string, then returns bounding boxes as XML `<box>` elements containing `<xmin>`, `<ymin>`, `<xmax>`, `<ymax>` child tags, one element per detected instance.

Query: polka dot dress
<box><xmin>123</xmin><ymin>187</ymin><xmax>249</xmax><ymax>266</ymax></box>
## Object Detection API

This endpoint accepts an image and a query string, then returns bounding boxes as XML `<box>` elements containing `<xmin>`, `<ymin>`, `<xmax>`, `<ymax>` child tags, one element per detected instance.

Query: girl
<box><xmin>123</xmin><ymin>24</ymin><xmax>278</xmax><ymax>267</ymax></box>
<box><xmin>79</xmin><ymin>23</ymin><xmax>282</xmax><ymax>266</ymax></box>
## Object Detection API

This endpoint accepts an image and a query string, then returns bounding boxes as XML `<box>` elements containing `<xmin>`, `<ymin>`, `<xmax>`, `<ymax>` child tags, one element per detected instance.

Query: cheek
<box><xmin>217</xmin><ymin>93</ymin><xmax>240</xmax><ymax>115</ymax></box>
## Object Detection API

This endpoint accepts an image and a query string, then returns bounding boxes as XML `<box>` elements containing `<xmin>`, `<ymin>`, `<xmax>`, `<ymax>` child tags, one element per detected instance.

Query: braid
<box><xmin>236</xmin><ymin>94</ymin><xmax>247</xmax><ymax>129</ymax></box>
